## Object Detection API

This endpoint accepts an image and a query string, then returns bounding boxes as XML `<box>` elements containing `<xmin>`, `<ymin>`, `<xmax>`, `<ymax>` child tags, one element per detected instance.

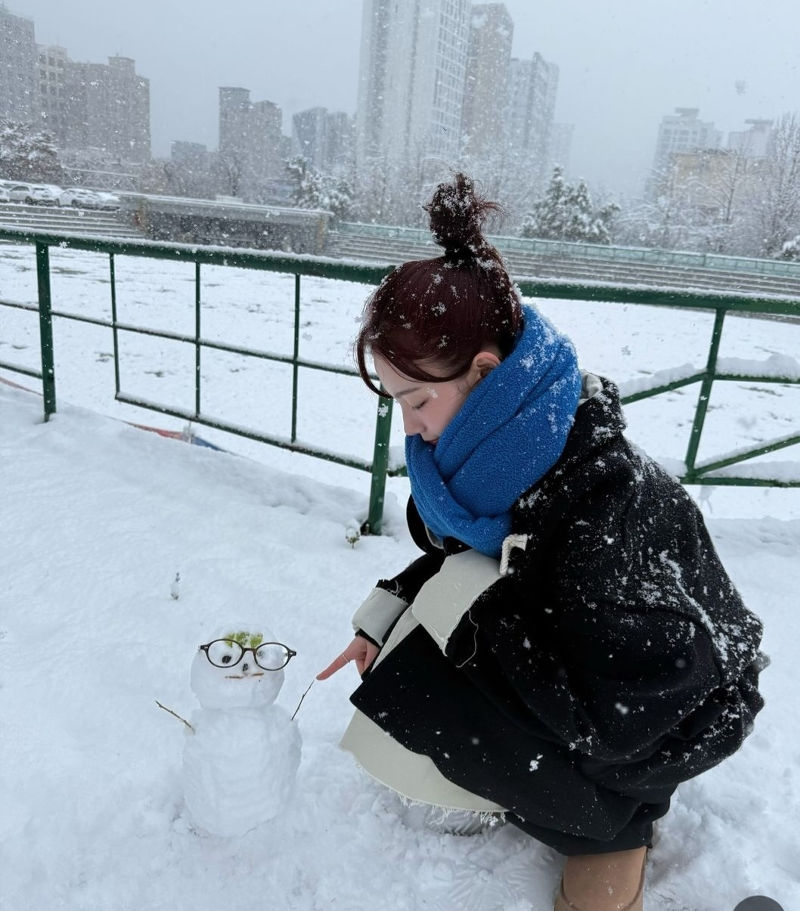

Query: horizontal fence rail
<box><xmin>1</xmin><ymin>225</ymin><xmax>799</xmax><ymax>535</ymax></box>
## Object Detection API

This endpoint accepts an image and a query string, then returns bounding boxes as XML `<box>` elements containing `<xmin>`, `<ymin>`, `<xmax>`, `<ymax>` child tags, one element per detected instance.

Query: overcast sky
<box><xmin>10</xmin><ymin>0</ymin><xmax>800</xmax><ymax>197</ymax></box>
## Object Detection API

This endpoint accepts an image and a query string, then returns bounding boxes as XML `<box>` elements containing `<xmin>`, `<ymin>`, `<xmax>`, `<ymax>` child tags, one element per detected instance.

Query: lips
<box><xmin>224</xmin><ymin>672</ymin><xmax>265</xmax><ymax>679</ymax></box>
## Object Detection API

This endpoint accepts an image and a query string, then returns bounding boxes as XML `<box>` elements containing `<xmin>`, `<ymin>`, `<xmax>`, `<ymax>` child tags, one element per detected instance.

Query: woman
<box><xmin>319</xmin><ymin>174</ymin><xmax>764</xmax><ymax>911</ymax></box>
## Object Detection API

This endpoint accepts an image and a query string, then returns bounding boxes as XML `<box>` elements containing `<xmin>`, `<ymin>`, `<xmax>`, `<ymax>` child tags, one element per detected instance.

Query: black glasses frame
<box><xmin>198</xmin><ymin>639</ymin><xmax>297</xmax><ymax>672</ymax></box>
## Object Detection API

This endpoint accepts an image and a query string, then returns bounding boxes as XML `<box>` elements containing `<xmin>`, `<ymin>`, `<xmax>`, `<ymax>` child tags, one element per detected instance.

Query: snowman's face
<box><xmin>190</xmin><ymin>626</ymin><xmax>290</xmax><ymax>710</ymax></box>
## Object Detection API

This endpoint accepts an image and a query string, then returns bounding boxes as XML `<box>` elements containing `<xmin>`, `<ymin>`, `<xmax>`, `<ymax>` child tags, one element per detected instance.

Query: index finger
<box><xmin>316</xmin><ymin>653</ymin><xmax>350</xmax><ymax>681</ymax></box>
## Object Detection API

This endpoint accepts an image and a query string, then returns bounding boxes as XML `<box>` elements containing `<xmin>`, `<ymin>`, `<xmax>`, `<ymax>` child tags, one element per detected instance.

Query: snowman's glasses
<box><xmin>199</xmin><ymin>639</ymin><xmax>297</xmax><ymax>672</ymax></box>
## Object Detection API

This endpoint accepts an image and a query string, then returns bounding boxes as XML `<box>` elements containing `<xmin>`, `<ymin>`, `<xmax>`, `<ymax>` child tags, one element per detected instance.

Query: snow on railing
<box><xmin>617</xmin><ymin>363</ymin><xmax>702</xmax><ymax>399</ymax></box>
<box><xmin>716</xmin><ymin>353</ymin><xmax>800</xmax><ymax>381</ymax></box>
<box><xmin>698</xmin><ymin>459</ymin><xmax>800</xmax><ymax>484</ymax></box>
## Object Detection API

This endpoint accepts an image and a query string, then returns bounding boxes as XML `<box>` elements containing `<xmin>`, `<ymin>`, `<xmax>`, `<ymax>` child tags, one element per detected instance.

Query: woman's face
<box><xmin>373</xmin><ymin>352</ymin><xmax>498</xmax><ymax>445</ymax></box>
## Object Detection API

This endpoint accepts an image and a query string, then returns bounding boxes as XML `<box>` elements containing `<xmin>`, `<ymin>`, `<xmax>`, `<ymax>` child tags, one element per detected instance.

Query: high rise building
<box><xmin>728</xmin><ymin>118</ymin><xmax>773</xmax><ymax>159</ymax></box>
<box><xmin>507</xmin><ymin>52</ymin><xmax>559</xmax><ymax>191</ymax></box>
<box><xmin>647</xmin><ymin>107</ymin><xmax>721</xmax><ymax>197</ymax></box>
<box><xmin>293</xmin><ymin>107</ymin><xmax>354</xmax><ymax>177</ymax></box>
<box><xmin>250</xmin><ymin>99</ymin><xmax>283</xmax><ymax>177</ymax></box>
<box><xmin>354</xmin><ymin>0</ymin><xmax>391</xmax><ymax>169</ymax></box>
<box><xmin>63</xmin><ymin>56</ymin><xmax>150</xmax><ymax>162</ymax></box>
<box><xmin>355</xmin><ymin>0</ymin><xmax>471</xmax><ymax>205</ymax></box>
<box><xmin>219</xmin><ymin>87</ymin><xmax>283</xmax><ymax>179</ymax></box>
<box><xmin>324</xmin><ymin>111</ymin><xmax>354</xmax><ymax>178</ymax></box>
<box><xmin>218</xmin><ymin>87</ymin><xmax>284</xmax><ymax>200</ymax></box>
<box><xmin>655</xmin><ymin>145</ymin><xmax>766</xmax><ymax>237</ymax></box>
<box><xmin>2</xmin><ymin>6</ymin><xmax>151</xmax><ymax>188</ymax></box>
<box><xmin>461</xmin><ymin>4</ymin><xmax>513</xmax><ymax>161</ymax></box>
<box><xmin>219</xmin><ymin>87</ymin><xmax>252</xmax><ymax>158</ymax></box>
<box><xmin>37</xmin><ymin>44</ymin><xmax>69</xmax><ymax>144</ymax></box>
<box><xmin>655</xmin><ymin>118</ymin><xmax>773</xmax><ymax>235</ymax></box>
<box><xmin>547</xmin><ymin>122</ymin><xmax>574</xmax><ymax>176</ymax></box>
<box><xmin>0</xmin><ymin>5</ymin><xmax>37</xmax><ymax>123</ymax></box>
<box><xmin>293</xmin><ymin>106</ymin><xmax>327</xmax><ymax>170</ymax></box>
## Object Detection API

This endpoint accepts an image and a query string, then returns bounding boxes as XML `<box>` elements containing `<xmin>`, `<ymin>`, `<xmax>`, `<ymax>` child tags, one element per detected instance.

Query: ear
<box><xmin>471</xmin><ymin>350</ymin><xmax>501</xmax><ymax>380</ymax></box>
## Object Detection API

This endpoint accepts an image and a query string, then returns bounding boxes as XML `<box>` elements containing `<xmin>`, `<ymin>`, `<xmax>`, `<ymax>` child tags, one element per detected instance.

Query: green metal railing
<box><xmin>0</xmin><ymin>227</ymin><xmax>397</xmax><ymax>530</ymax></box>
<box><xmin>523</xmin><ymin>282</ymin><xmax>800</xmax><ymax>486</ymax></box>
<box><xmin>1</xmin><ymin>227</ymin><xmax>799</xmax><ymax>539</ymax></box>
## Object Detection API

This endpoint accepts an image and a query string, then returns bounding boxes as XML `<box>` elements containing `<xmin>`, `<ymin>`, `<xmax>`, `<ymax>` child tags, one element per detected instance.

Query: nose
<box><xmin>242</xmin><ymin>661</ymin><xmax>250</xmax><ymax>673</ymax></box>
<box><xmin>400</xmin><ymin>403</ymin><xmax>423</xmax><ymax>436</ymax></box>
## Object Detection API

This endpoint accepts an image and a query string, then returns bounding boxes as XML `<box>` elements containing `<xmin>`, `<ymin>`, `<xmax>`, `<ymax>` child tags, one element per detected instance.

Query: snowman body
<box><xmin>182</xmin><ymin>626</ymin><xmax>301</xmax><ymax>837</ymax></box>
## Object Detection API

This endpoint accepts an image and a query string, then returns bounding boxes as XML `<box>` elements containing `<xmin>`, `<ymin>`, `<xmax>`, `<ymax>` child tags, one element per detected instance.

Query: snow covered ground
<box><xmin>1</xmin><ymin>242</ymin><xmax>799</xmax><ymax>910</ymax></box>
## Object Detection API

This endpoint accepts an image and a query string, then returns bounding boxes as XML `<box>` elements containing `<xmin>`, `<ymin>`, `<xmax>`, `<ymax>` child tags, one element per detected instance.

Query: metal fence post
<box><xmin>35</xmin><ymin>242</ymin><xmax>56</xmax><ymax>420</ymax></box>
<box><xmin>109</xmin><ymin>253</ymin><xmax>121</xmax><ymax>396</ymax></box>
<box><xmin>291</xmin><ymin>274</ymin><xmax>301</xmax><ymax>442</ymax></box>
<box><xmin>195</xmin><ymin>262</ymin><xmax>202</xmax><ymax>415</ymax></box>
<box><xmin>684</xmin><ymin>308</ymin><xmax>726</xmax><ymax>477</ymax></box>
<box><xmin>363</xmin><ymin>397</ymin><xmax>394</xmax><ymax>535</ymax></box>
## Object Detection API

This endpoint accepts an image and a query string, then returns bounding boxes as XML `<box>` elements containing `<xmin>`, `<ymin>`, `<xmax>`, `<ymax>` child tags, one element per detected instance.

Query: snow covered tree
<box><xmin>214</xmin><ymin>150</ymin><xmax>246</xmax><ymax>198</ymax></box>
<box><xmin>0</xmin><ymin>121</ymin><xmax>64</xmax><ymax>183</ymax></box>
<box><xmin>456</xmin><ymin>147</ymin><xmax>530</xmax><ymax>227</ymax></box>
<box><xmin>744</xmin><ymin>113</ymin><xmax>800</xmax><ymax>257</ymax></box>
<box><xmin>521</xmin><ymin>166</ymin><xmax>619</xmax><ymax>244</ymax></box>
<box><xmin>614</xmin><ymin>192</ymin><xmax>738</xmax><ymax>254</ymax></box>
<box><xmin>780</xmin><ymin>234</ymin><xmax>800</xmax><ymax>260</ymax></box>
<box><xmin>353</xmin><ymin>162</ymin><xmax>392</xmax><ymax>223</ymax></box>
<box><xmin>159</xmin><ymin>158</ymin><xmax>215</xmax><ymax>199</ymax></box>
<box><xmin>520</xmin><ymin>165</ymin><xmax>569</xmax><ymax>239</ymax></box>
<box><xmin>285</xmin><ymin>156</ymin><xmax>353</xmax><ymax>221</ymax></box>
<box><xmin>138</xmin><ymin>159</ymin><xmax>172</xmax><ymax>195</ymax></box>
<box><xmin>321</xmin><ymin>176</ymin><xmax>354</xmax><ymax>222</ymax></box>
<box><xmin>286</xmin><ymin>155</ymin><xmax>322</xmax><ymax>207</ymax></box>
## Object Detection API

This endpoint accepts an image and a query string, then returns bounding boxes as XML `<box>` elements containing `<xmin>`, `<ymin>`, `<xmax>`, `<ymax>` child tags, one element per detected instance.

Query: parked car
<box><xmin>93</xmin><ymin>191</ymin><xmax>120</xmax><ymax>210</ymax></box>
<box><xmin>0</xmin><ymin>186</ymin><xmax>10</xmax><ymax>203</ymax></box>
<box><xmin>59</xmin><ymin>187</ymin><xmax>100</xmax><ymax>209</ymax></box>
<box><xmin>7</xmin><ymin>183</ymin><xmax>32</xmax><ymax>202</ymax></box>
<box><xmin>26</xmin><ymin>184</ymin><xmax>62</xmax><ymax>206</ymax></box>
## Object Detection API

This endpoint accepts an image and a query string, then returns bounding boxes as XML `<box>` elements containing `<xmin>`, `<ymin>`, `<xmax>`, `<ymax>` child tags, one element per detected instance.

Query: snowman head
<box><xmin>190</xmin><ymin>624</ymin><xmax>295</xmax><ymax>710</ymax></box>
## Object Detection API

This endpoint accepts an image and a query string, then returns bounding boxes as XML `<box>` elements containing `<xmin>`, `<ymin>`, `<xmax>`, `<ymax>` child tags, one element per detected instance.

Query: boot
<box><xmin>554</xmin><ymin>846</ymin><xmax>646</xmax><ymax>911</ymax></box>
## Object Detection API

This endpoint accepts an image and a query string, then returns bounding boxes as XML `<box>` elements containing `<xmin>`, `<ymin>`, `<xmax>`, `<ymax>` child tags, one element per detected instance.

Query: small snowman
<box><xmin>183</xmin><ymin>624</ymin><xmax>302</xmax><ymax>836</ymax></box>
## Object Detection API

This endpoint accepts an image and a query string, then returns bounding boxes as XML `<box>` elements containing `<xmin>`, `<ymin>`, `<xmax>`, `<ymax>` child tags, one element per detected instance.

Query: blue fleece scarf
<box><xmin>405</xmin><ymin>305</ymin><xmax>581</xmax><ymax>558</ymax></box>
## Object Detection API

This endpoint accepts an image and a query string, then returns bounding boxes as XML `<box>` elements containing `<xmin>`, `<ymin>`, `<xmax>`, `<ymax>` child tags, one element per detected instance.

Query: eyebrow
<box><xmin>392</xmin><ymin>384</ymin><xmax>425</xmax><ymax>399</ymax></box>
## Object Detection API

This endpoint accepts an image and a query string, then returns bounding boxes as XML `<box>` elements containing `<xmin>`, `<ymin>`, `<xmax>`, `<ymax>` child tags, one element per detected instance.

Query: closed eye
<box><xmin>410</xmin><ymin>399</ymin><xmax>428</xmax><ymax>411</ymax></box>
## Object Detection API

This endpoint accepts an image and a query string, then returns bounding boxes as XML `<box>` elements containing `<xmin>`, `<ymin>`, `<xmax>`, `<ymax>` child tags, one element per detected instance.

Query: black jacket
<box><xmin>350</xmin><ymin>378</ymin><xmax>764</xmax><ymax>844</ymax></box>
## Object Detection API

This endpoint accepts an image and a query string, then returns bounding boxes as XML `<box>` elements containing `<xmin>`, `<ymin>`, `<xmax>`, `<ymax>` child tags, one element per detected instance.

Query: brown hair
<box><xmin>356</xmin><ymin>174</ymin><xmax>522</xmax><ymax>396</ymax></box>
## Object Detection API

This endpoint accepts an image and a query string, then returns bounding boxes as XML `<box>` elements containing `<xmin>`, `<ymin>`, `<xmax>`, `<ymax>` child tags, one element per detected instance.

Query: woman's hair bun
<box><xmin>424</xmin><ymin>173</ymin><xmax>501</xmax><ymax>257</ymax></box>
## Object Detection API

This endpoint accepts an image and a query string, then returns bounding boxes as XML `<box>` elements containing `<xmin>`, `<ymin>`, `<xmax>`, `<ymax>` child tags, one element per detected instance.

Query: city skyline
<box><xmin>4</xmin><ymin>0</ymin><xmax>800</xmax><ymax>197</ymax></box>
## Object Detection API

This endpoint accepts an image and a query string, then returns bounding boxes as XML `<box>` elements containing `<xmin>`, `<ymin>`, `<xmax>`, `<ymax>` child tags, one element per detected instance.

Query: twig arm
<box><xmin>155</xmin><ymin>699</ymin><xmax>195</xmax><ymax>732</ymax></box>
<box><xmin>291</xmin><ymin>678</ymin><xmax>315</xmax><ymax>721</ymax></box>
